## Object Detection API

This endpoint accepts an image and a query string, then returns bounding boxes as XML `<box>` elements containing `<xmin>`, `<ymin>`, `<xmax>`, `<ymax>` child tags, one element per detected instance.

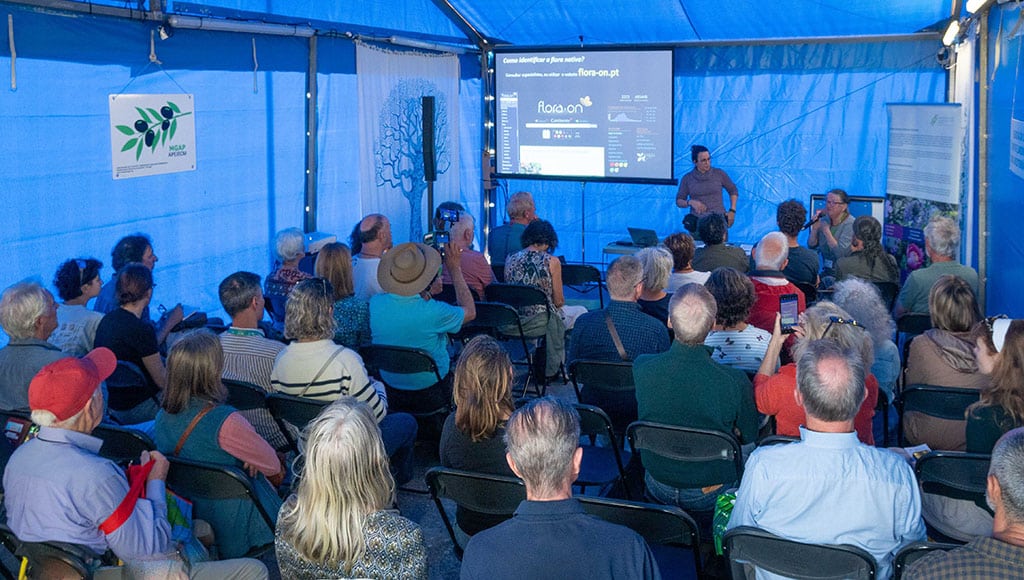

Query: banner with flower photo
<box><xmin>883</xmin><ymin>195</ymin><xmax>959</xmax><ymax>284</ymax></box>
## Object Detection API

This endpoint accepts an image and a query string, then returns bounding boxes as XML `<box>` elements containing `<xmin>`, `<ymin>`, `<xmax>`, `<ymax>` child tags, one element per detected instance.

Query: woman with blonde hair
<box><xmin>153</xmin><ymin>331</ymin><xmax>284</xmax><ymax>559</ymax></box>
<box><xmin>754</xmin><ymin>301</ymin><xmax>878</xmax><ymax>443</ymax></box>
<box><xmin>276</xmin><ymin>398</ymin><xmax>427</xmax><ymax>579</ymax></box>
<box><xmin>903</xmin><ymin>275</ymin><xmax>987</xmax><ymax>450</ymax></box>
<box><xmin>440</xmin><ymin>335</ymin><xmax>516</xmax><ymax>535</ymax></box>
<box><xmin>315</xmin><ymin>242</ymin><xmax>371</xmax><ymax>348</ymax></box>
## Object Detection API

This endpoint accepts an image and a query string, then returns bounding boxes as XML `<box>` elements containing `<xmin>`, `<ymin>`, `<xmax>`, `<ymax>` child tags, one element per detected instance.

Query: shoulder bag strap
<box><xmin>173</xmin><ymin>403</ymin><xmax>216</xmax><ymax>457</ymax></box>
<box><xmin>297</xmin><ymin>347</ymin><xmax>346</xmax><ymax>398</ymax></box>
<box><xmin>604</xmin><ymin>312</ymin><xmax>630</xmax><ymax>362</ymax></box>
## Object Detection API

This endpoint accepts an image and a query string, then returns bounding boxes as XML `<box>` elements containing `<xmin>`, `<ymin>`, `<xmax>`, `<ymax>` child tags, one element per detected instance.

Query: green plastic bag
<box><xmin>713</xmin><ymin>491</ymin><xmax>737</xmax><ymax>556</ymax></box>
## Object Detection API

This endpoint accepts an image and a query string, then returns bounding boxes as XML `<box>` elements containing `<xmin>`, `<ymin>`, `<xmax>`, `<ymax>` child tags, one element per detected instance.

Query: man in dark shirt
<box><xmin>461</xmin><ymin>397</ymin><xmax>660</xmax><ymax>580</ymax></box>
<box><xmin>692</xmin><ymin>214</ymin><xmax>748</xmax><ymax>273</ymax></box>
<box><xmin>906</xmin><ymin>427</ymin><xmax>1024</xmax><ymax>579</ymax></box>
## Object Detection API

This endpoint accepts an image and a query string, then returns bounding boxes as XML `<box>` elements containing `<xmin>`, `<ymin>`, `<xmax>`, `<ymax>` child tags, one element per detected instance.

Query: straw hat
<box><xmin>377</xmin><ymin>242</ymin><xmax>442</xmax><ymax>297</ymax></box>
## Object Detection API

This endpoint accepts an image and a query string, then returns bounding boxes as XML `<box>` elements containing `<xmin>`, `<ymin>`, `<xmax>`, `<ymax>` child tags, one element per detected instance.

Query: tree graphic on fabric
<box><xmin>375</xmin><ymin>79</ymin><xmax>451</xmax><ymax>240</ymax></box>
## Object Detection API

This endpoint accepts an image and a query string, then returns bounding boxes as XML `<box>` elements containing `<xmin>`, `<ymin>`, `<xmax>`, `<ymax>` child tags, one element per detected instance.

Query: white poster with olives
<box><xmin>109</xmin><ymin>94</ymin><xmax>195</xmax><ymax>179</ymax></box>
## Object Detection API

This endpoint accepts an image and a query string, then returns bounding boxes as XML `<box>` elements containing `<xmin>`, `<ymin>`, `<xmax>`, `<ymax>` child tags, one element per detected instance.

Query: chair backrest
<box><xmin>165</xmin><ymin>456</ymin><xmax>277</xmax><ymax>537</ymax></box>
<box><xmin>892</xmin><ymin>541</ymin><xmax>959</xmax><ymax>580</ymax></box>
<box><xmin>106</xmin><ymin>360</ymin><xmax>148</xmax><ymax>390</ymax></box>
<box><xmin>569</xmin><ymin>359</ymin><xmax>635</xmax><ymax>394</ymax></box>
<box><xmin>91</xmin><ymin>424</ymin><xmax>155</xmax><ymax>466</ymax></box>
<box><xmin>899</xmin><ymin>384</ymin><xmax>980</xmax><ymax>421</ymax></box>
<box><xmin>874</xmin><ymin>282</ymin><xmax>899</xmax><ymax>311</ymax></box>
<box><xmin>491</xmin><ymin>263</ymin><xmax>505</xmax><ymax>283</ymax></box>
<box><xmin>794</xmin><ymin>282</ymin><xmax>817</xmax><ymax>305</ymax></box>
<box><xmin>222</xmin><ymin>378</ymin><xmax>269</xmax><ymax>411</ymax></box>
<box><xmin>424</xmin><ymin>467</ymin><xmax>526</xmax><ymax>554</ymax></box>
<box><xmin>359</xmin><ymin>344</ymin><xmax>443</xmax><ymax>383</ymax></box>
<box><xmin>560</xmin><ymin>264</ymin><xmax>604</xmax><ymax>308</ymax></box>
<box><xmin>577</xmin><ymin>496</ymin><xmax>701</xmax><ymax>577</ymax></box>
<box><xmin>485</xmin><ymin>283</ymin><xmax>550</xmax><ymax>312</ymax></box>
<box><xmin>459</xmin><ymin>302</ymin><xmax>525</xmax><ymax>340</ymax></box>
<box><xmin>724</xmin><ymin>525</ymin><xmax>877</xmax><ymax>580</ymax></box>
<box><xmin>626</xmin><ymin>421</ymin><xmax>744</xmax><ymax>483</ymax></box>
<box><xmin>897</xmin><ymin>313</ymin><xmax>933</xmax><ymax>336</ymax></box>
<box><xmin>14</xmin><ymin>539</ymin><xmax>99</xmax><ymax>579</ymax></box>
<box><xmin>266</xmin><ymin>392</ymin><xmax>329</xmax><ymax>450</ymax></box>
<box><xmin>914</xmin><ymin>451</ymin><xmax>991</xmax><ymax>508</ymax></box>
<box><xmin>756</xmin><ymin>435</ymin><xmax>799</xmax><ymax>447</ymax></box>
<box><xmin>575</xmin><ymin>403</ymin><xmax>619</xmax><ymax>444</ymax></box>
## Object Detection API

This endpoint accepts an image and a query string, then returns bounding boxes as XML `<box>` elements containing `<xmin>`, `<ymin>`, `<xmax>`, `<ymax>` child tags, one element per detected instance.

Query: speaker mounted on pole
<box><xmin>422</xmin><ymin>96</ymin><xmax>437</xmax><ymax>183</ymax></box>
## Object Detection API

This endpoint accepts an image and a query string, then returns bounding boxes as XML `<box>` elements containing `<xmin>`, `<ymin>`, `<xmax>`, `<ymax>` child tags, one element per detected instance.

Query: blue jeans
<box><xmin>644</xmin><ymin>472</ymin><xmax>731</xmax><ymax>513</ymax></box>
<box><xmin>380</xmin><ymin>412</ymin><xmax>417</xmax><ymax>486</ymax></box>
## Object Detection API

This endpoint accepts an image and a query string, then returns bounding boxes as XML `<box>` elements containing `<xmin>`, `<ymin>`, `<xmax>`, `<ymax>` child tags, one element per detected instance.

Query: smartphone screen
<box><xmin>779</xmin><ymin>293</ymin><xmax>799</xmax><ymax>334</ymax></box>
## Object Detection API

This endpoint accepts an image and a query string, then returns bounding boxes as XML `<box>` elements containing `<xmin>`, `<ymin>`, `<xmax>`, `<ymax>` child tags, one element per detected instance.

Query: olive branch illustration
<box><xmin>115</xmin><ymin>101</ymin><xmax>193</xmax><ymax>161</ymax></box>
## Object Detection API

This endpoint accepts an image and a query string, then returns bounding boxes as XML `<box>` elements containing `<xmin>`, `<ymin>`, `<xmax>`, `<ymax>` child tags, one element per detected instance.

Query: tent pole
<box><xmin>977</xmin><ymin>14</ymin><xmax>989</xmax><ymax>313</ymax></box>
<box><xmin>304</xmin><ymin>35</ymin><xmax>318</xmax><ymax>233</ymax></box>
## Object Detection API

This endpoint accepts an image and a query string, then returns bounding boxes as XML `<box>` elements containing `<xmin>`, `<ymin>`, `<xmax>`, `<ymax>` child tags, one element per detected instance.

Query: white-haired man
<box><xmin>0</xmin><ymin>281</ymin><xmax>67</xmax><ymax>411</ymax></box>
<box><xmin>461</xmin><ymin>397</ymin><xmax>660</xmax><ymax>579</ymax></box>
<box><xmin>906</xmin><ymin>426</ymin><xmax>1024</xmax><ymax>578</ymax></box>
<box><xmin>728</xmin><ymin>339</ymin><xmax>925</xmax><ymax>579</ymax></box>
<box><xmin>895</xmin><ymin>215</ymin><xmax>979</xmax><ymax>317</ymax></box>
<box><xmin>748</xmin><ymin>231</ymin><xmax>806</xmax><ymax>333</ymax></box>
<box><xmin>440</xmin><ymin>212</ymin><xmax>493</xmax><ymax>298</ymax></box>
<box><xmin>3</xmin><ymin>350</ymin><xmax>268</xmax><ymax>579</ymax></box>
<box><xmin>487</xmin><ymin>191</ymin><xmax>537</xmax><ymax>267</ymax></box>
<box><xmin>633</xmin><ymin>283</ymin><xmax>757</xmax><ymax>512</ymax></box>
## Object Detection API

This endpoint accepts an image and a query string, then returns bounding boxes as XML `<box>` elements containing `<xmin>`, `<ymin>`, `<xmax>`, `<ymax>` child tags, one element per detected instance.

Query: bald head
<box><xmin>351</xmin><ymin>214</ymin><xmax>392</xmax><ymax>254</ymax></box>
<box><xmin>668</xmin><ymin>283</ymin><xmax>716</xmax><ymax>345</ymax></box>
<box><xmin>796</xmin><ymin>339</ymin><xmax>865</xmax><ymax>423</ymax></box>
<box><xmin>754</xmin><ymin>231</ymin><xmax>789</xmax><ymax>271</ymax></box>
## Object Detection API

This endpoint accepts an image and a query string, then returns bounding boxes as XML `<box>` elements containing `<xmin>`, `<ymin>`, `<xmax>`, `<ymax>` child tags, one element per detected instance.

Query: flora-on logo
<box><xmin>115</xmin><ymin>101</ymin><xmax>193</xmax><ymax>161</ymax></box>
<box><xmin>536</xmin><ymin>96</ymin><xmax>592</xmax><ymax>114</ymax></box>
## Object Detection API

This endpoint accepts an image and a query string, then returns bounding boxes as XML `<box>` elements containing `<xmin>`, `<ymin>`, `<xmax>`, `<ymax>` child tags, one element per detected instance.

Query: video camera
<box><xmin>425</xmin><ymin>207</ymin><xmax>461</xmax><ymax>255</ymax></box>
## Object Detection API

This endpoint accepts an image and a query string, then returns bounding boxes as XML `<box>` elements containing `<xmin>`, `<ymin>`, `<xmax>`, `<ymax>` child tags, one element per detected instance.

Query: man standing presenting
<box><xmin>351</xmin><ymin>214</ymin><xmax>393</xmax><ymax>301</ymax></box>
<box><xmin>728</xmin><ymin>339</ymin><xmax>925</xmax><ymax>579</ymax></box>
<box><xmin>676</xmin><ymin>145</ymin><xmax>739</xmax><ymax>228</ymax></box>
<box><xmin>461</xmin><ymin>397</ymin><xmax>660</xmax><ymax>580</ymax></box>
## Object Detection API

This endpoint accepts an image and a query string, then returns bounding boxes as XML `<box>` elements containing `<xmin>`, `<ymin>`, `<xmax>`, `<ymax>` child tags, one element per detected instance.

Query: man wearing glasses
<box><xmin>676</xmin><ymin>145</ymin><xmax>739</xmax><ymax>229</ymax></box>
<box><xmin>807</xmin><ymin>188</ymin><xmax>855</xmax><ymax>286</ymax></box>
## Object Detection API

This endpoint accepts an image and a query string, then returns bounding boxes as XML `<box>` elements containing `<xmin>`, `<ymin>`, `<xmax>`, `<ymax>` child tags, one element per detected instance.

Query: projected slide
<box><xmin>495</xmin><ymin>49</ymin><xmax>674</xmax><ymax>183</ymax></box>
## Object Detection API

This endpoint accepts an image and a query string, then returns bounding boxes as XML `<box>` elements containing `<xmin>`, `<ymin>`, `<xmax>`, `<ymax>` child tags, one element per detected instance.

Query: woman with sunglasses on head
<box><xmin>753</xmin><ymin>301</ymin><xmax>878</xmax><ymax>443</ymax></box>
<box><xmin>807</xmin><ymin>188</ymin><xmax>855</xmax><ymax>286</ymax></box>
<box><xmin>51</xmin><ymin>258</ymin><xmax>104</xmax><ymax>356</ymax></box>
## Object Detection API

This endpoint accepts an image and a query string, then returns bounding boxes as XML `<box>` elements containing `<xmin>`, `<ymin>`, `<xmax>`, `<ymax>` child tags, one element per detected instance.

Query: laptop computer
<box><xmin>625</xmin><ymin>227</ymin><xmax>659</xmax><ymax>248</ymax></box>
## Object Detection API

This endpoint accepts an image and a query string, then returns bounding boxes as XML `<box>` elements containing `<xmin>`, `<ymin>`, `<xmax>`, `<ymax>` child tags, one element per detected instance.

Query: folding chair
<box><xmin>424</xmin><ymin>467</ymin><xmax>526</xmax><ymax>558</ymax></box>
<box><xmin>452</xmin><ymin>302</ymin><xmax>534</xmax><ymax>386</ymax></box>
<box><xmin>577</xmin><ymin>496</ymin><xmax>702</xmax><ymax>580</ymax></box>
<box><xmin>569</xmin><ymin>359</ymin><xmax>636</xmax><ymax>435</ymax></box>
<box><xmin>165</xmin><ymin>456</ymin><xmax>277</xmax><ymax>558</ymax></box>
<box><xmin>724</xmin><ymin>525</ymin><xmax>877</xmax><ymax>580</ymax></box>
<box><xmin>266</xmin><ymin>392</ymin><xmax>329</xmax><ymax>452</ymax></box>
<box><xmin>794</xmin><ymin>282</ymin><xmax>817</xmax><ymax>305</ymax></box>
<box><xmin>222</xmin><ymin>378</ymin><xmax>269</xmax><ymax>411</ymax></box>
<box><xmin>359</xmin><ymin>344</ymin><xmax>450</xmax><ymax>416</ymax></box>
<box><xmin>896</xmin><ymin>384</ymin><xmax>980</xmax><ymax>446</ymax></box>
<box><xmin>490</xmin><ymin>263</ymin><xmax>505</xmax><ymax>284</ymax></box>
<box><xmin>561</xmin><ymin>263</ymin><xmax>604</xmax><ymax>309</ymax></box>
<box><xmin>892</xmin><ymin>541</ymin><xmax>959</xmax><ymax>579</ymax></box>
<box><xmin>914</xmin><ymin>451</ymin><xmax>992</xmax><ymax>543</ymax></box>
<box><xmin>105</xmin><ymin>361</ymin><xmax>158</xmax><ymax>424</ymax></box>
<box><xmin>574</xmin><ymin>403</ymin><xmax>630</xmax><ymax>498</ymax></box>
<box><xmin>874</xmin><ymin>281</ymin><xmax>899</xmax><ymax>312</ymax></box>
<box><xmin>2</xmin><ymin>522</ymin><xmax>119</xmax><ymax>580</ymax></box>
<box><xmin>756</xmin><ymin>434</ymin><xmax>799</xmax><ymax>447</ymax></box>
<box><xmin>485</xmin><ymin>283</ymin><xmax>560</xmax><ymax>394</ymax></box>
<box><xmin>897</xmin><ymin>314</ymin><xmax>933</xmax><ymax>390</ymax></box>
<box><xmin>626</xmin><ymin>421</ymin><xmax>744</xmax><ymax>509</ymax></box>
<box><xmin>91</xmin><ymin>424</ymin><xmax>155</xmax><ymax>466</ymax></box>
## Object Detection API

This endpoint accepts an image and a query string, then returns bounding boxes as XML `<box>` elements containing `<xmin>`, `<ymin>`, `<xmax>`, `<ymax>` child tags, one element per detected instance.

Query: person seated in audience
<box><xmin>4</xmin><ymin>349</ymin><xmax>268</xmax><ymax>579</ymax></box>
<box><xmin>831</xmin><ymin>278</ymin><xmax>900</xmax><ymax>404</ymax></box>
<box><xmin>895</xmin><ymin>215</ymin><xmax>979</xmax><ymax>317</ymax></box>
<box><xmin>460</xmin><ymin>397</ymin><xmax>660</xmax><ymax>580</ymax></box>
<box><xmin>754</xmin><ymin>301</ymin><xmax>878</xmax><ymax>444</ymax></box>
<box><xmin>0</xmin><ymin>281</ymin><xmax>67</xmax><ymax>411</ymax></box>
<box><xmin>663</xmin><ymin>231</ymin><xmax>709</xmax><ymax>291</ymax></box>
<box><xmin>807</xmin><ymin>188</ymin><xmax>855</xmax><ymax>287</ymax></box>
<box><xmin>94</xmin><ymin>264</ymin><xmax>166</xmax><ymax>424</ymax></box>
<box><xmin>370</xmin><ymin>242</ymin><xmax>475</xmax><ymax>417</ymax></box>
<box><xmin>836</xmin><ymin>215</ymin><xmax>899</xmax><ymax>285</ymax></box>
<box><xmin>272</xmin><ymin>278</ymin><xmax>416</xmax><ymax>483</ymax></box>
<box><xmin>691</xmin><ymin>213</ymin><xmax>748</xmax><ymax>273</ymax></box>
<box><xmin>703</xmin><ymin>267</ymin><xmax>772</xmax><ymax>374</ymax></box>
<box><xmin>276</xmin><ymin>398</ymin><xmax>427</xmax><ymax>579</ymax></box>
<box><xmin>439</xmin><ymin>336</ymin><xmax>516</xmax><ymax>536</ymax></box>
<box><xmin>968</xmin><ymin>318</ymin><xmax>1024</xmax><ymax>453</ymax></box>
<box><xmin>747</xmin><ymin>231</ymin><xmax>806</xmax><ymax>334</ymax></box>
<box><xmin>634</xmin><ymin>283</ymin><xmax>757</xmax><ymax>512</ymax></box>
<box><xmin>153</xmin><ymin>331</ymin><xmax>284</xmax><ymax>560</ymax></box>
<box><xmin>218</xmin><ymin>271</ymin><xmax>288</xmax><ymax>450</ymax></box>
<box><xmin>264</xmin><ymin>227</ymin><xmax>311</xmax><ymax>329</ymax></box>
<box><xmin>635</xmin><ymin>246</ymin><xmax>673</xmax><ymax>325</ymax></box>
<box><xmin>905</xmin><ymin>427</ymin><xmax>1024</xmax><ymax>579</ymax></box>
<box><xmin>433</xmin><ymin>200</ymin><xmax>466</xmax><ymax>231</ymax></box>
<box><xmin>504</xmin><ymin>219</ymin><xmax>586</xmax><ymax>380</ymax></box>
<box><xmin>440</xmin><ymin>211</ymin><xmax>493</xmax><ymax>299</ymax></box>
<box><xmin>729</xmin><ymin>340</ymin><xmax>925</xmax><ymax>579</ymax></box>
<box><xmin>314</xmin><ymin>242</ymin><xmax>371</xmax><ymax>349</ymax></box>
<box><xmin>903</xmin><ymin>275</ymin><xmax>988</xmax><ymax>451</ymax></box>
<box><xmin>51</xmin><ymin>258</ymin><xmax>104</xmax><ymax>356</ymax></box>
<box><xmin>94</xmin><ymin>234</ymin><xmax>183</xmax><ymax>344</ymax></box>
<box><xmin>351</xmin><ymin>213</ymin><xmax>393</xmax><ymax>301</ymax></box>
<box><xmin>487</xmin><ymin>191</ymin><xmax>537</xmax><ymax>267</ymax></box>
<box><xmin>775</xmin><ymin>199</ymin><xmax>820</xmax><ymax>288</ymax></box>
<box><xmin>568</xmin><ymin>256</ymin><xmax>670</xmax><ymax>428</ymax></box>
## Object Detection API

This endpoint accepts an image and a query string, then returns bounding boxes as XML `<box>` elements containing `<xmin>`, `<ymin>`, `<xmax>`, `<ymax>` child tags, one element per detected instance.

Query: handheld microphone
<box><xmin>801</xmin><ymin>210</ymin><xmax>825</xmax><ymax>231</ymax></box>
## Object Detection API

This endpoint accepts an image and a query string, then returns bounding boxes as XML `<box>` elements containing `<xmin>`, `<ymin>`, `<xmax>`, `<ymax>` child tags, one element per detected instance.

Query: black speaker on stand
<box><xmin>422</xmin><ymin>96</ymin><xmax>437</xmax><ymax>235</ymax></box>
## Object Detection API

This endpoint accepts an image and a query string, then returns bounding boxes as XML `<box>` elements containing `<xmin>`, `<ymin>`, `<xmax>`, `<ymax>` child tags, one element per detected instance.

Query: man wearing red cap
<box><xmin>3</xmin><ymin>348</ymin><xmax>267</xmax><ymax>579</ymax></box>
